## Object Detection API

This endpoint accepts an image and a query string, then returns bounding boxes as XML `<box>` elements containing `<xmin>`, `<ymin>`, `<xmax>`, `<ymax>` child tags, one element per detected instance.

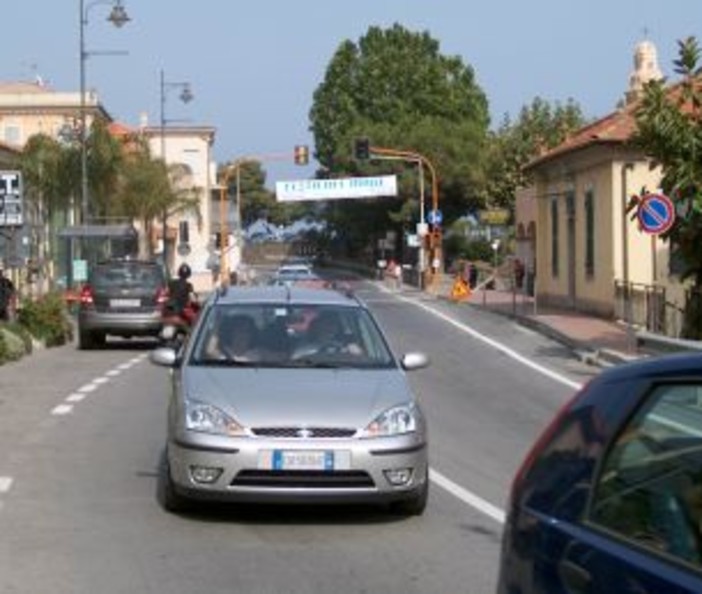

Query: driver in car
<box><xmin>292</xmin><ymin>311</ymin><xmax>362</xmax><ymax>359</ymax></box>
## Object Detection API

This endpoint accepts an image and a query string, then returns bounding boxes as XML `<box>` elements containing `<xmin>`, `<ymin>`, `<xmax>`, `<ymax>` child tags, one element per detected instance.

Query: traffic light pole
<box><xmin>360</xmin><ymin>144</ymin><xmax>441</xmax><ymax>290</ymax></box>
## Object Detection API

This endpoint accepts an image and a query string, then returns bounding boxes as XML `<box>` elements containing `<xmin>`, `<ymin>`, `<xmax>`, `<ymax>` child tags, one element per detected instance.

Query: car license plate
<box><xmin>110</xmin><ymin>298</ymin><xmax>140</xmax><ymax>307</ymax></box>
<box><xmin>259</xmin><ymin>450</ymin><xmax>351</xmax><ymax>471</ymax></box>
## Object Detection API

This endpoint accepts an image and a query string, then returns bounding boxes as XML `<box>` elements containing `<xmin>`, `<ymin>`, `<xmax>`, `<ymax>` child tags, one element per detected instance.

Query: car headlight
<box><xmin>361</xmin><ymin>403</ymin><xmax>420</xmax><ymax>438</ymax></box>
<box><xmin>184</xmin><ymin>400</ymin><xmax>245</xmax><ymax>436</ymax></box>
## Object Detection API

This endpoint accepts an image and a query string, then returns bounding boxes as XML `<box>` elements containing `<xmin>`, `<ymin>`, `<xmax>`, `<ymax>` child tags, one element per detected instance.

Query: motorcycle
<box><xmin>159</xmin><ymin>299</ymin><xmax>201</xmax><ymax>349</ymax></box>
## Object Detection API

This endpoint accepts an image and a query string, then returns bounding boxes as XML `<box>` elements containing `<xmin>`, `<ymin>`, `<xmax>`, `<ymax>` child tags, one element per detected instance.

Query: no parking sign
<box><xmin>637</xmin><ymin>192</ymin><xmax>676</xmax><ymax>235</ymax></box>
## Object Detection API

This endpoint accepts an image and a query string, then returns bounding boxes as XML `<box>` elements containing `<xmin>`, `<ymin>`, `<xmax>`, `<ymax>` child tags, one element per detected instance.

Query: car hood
<box><xmin>181</xmin><ymin>367</ymin><xmax>414</xmax><ymax>428</ymax></box>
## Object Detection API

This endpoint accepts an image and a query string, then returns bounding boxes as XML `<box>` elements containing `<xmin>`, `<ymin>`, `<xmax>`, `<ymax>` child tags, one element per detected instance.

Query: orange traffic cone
<box><xmin>450</xmin><ymin>277</ymin><xmax>471</xmax><ymax>301</ymax></box>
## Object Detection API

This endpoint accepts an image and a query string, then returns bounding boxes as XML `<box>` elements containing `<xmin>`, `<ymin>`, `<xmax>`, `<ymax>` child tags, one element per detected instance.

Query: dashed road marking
<box><xmin>106</xmin><ymin>370</ymin><xmax>121</xmax><ymax>377</ymax></box>
<box><xmin>66</xmin><ymin>393</ymin><xmax>87</xmax><ymax>403</ymax></box>
<box><xmin>93</xmin><ymin>377</ymin><xmax>109</xmax><ymax>385</ymax></box>
<box><xmin>0</xmin><ymin>477</ymin><xmax>13</xmax><ymax>493</ymax></box>
<box><xmin>78</xmin><ymin>383</ymin><xmax>99</xmax><ymax>393</ymax></box>
<box><xmin>51</xmin><ymin>404</ymin><xmax>74</xmax><ymax>416</ymax></box>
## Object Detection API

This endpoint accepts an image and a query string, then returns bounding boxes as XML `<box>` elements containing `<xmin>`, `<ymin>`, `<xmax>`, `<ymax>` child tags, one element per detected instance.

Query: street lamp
<box><xmin>159</xmin><ymin>69</ymin><xmax>193</xmax><ymax>274</ymax></box>
<box><xmin>79</xmin><ymin>0</ymin><xmax>130</xmax><ymax>225</ymax></box>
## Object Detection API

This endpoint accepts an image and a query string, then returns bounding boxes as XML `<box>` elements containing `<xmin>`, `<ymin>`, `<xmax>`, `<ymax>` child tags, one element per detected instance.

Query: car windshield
<box><xmin>91</xmin><ymin>263</ymin><xmax>164</xmax><ymax>288</ymax></box>
<box><xmin>189</xmin><ymin>302</ymin><xmax>395</xmax><ymax>369</ymax></box>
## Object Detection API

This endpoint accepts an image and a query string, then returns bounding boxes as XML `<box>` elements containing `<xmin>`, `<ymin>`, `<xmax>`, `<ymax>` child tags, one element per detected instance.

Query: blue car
<box><xmin>497</xmin><ymin>351</ymin><xmax>702</xmax><ymax>593</ymax></box>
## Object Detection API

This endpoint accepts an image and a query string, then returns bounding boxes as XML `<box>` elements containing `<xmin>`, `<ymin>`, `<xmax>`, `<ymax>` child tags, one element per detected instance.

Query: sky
<box><xmin>3</xmin><ymin>1</ymin><xmax>702</xmax><ymax>187</ymax></box>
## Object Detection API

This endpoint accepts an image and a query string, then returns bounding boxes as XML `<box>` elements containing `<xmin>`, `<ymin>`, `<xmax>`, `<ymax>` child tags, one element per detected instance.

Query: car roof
<box><xmin>212</xmin><ymin>285</ymin><xmax>362</xmax><ymax>307</ymax></box>
<box><xmin>596</xmin><ymin>350</ymin><xmax>702</xmax><ymax>383</ymax></box>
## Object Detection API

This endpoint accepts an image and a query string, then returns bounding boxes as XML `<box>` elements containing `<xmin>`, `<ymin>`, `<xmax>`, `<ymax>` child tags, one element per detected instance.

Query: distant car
<box><xmin>269</xmin><ymin>263</ymin><xmax>322</xmax><ymax>288</ymax></box>
<box><xmin>497</xmin><ymin>352</ymin><xmax>702</xmax><ymax>593</ymax></box>
<box><xmin>150</xmin><ymin>285</ymin><xmax>430</xmax><ymax>515</ymax></box>
<box><xmin>77</xmin><ymin>259</ymin><xmax>168</xmax><ymax>349</ymax></box>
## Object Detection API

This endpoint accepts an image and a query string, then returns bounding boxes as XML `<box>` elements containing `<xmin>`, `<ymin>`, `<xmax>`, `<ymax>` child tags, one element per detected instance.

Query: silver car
<box><xmin>150</xmin><ymin>285</ymin><xmax>430</xmax><ymax>515</ymax></box>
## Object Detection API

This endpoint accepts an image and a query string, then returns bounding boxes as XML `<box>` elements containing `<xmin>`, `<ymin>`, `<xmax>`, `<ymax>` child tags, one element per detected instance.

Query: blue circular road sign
<box><xmin>637</xmin><ymin>192</ymin><xmax>675</xmax><ymax>235</ymax></box>
<box><xmin>427</xmin><ymin>209</ymin><xmax>443</xmax><ymax>226</ymax></box>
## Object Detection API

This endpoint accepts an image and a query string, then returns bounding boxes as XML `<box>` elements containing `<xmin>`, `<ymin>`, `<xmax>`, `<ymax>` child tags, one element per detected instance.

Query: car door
<box><xmin>556</xmin><ymin>381</ymin><xmax>702</xmax><ymax>593</ymax></box>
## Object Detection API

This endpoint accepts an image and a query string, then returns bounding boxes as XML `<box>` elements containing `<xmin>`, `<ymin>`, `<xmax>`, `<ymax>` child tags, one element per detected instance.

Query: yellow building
<box><xmin>518</xmin><ymin>40</ymin><xmax>687</xmax><ymax>335</ymax></box>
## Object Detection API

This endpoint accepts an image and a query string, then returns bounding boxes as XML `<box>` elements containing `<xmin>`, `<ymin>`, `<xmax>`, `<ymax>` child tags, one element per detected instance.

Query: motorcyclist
<box><xmin>167</xmin><ymin>263</ymin><xmax>198</xmax><ymax>325</ymax></box>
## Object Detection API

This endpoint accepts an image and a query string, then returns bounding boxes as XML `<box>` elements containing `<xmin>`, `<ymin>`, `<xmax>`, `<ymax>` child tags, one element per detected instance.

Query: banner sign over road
<box><xmin>0</xmin><ymin>171</ymin><xmax>23</xmax><ymax>227</ymax></box>
<box><xmin>276</xmin><ymin>175</ymin><xmax>397</xmax><ymax>202</ymax></box>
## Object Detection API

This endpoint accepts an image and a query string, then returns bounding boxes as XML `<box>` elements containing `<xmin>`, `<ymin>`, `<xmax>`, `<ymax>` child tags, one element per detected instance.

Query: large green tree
<box><xmin>309</xmin><ymin>23</ymin><xmax>490</xmax><ymax>254</ymax></box>
<box><xmin>485</xmin><ymin>97</ymin><xmax>587</xmax><ymax>210</ymax></box>
<box><xmin>633</xmin><ymin>36</ymin><xmax>702</xmax><ymax>337</ymax></box>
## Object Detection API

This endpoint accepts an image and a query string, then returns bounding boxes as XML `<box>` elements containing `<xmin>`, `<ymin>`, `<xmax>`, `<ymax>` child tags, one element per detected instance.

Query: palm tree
<box><xmin>20</xmin><ymin>134</ymin><xmax>74</xmax><ymax>289</ymax></box>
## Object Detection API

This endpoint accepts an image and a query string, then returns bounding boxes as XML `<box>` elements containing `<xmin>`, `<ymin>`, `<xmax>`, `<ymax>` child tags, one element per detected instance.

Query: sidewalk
<box><xmin>429</xmin><ymin>276</ymin><xmax>644</xmax><ymax>367</ymax></box>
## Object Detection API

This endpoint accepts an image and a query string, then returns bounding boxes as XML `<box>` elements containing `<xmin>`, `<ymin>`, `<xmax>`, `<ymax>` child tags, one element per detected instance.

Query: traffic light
<box><xmin>354</xmin><ymin>137</ymin><xmax>370</xmax><ymax>160</ymax></box>
<box><xmin>294</xmin><ymin>144</ymin><xmax>309</xmax><ymax>165</ymax></box>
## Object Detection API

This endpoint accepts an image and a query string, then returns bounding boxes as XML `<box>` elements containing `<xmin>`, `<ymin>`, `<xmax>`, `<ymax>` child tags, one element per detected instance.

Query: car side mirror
<box><xmin>401</xmin><ymin>352</ymin><xmax>430</xmax><ymax>371</ymax></box>
<box><xmin>150</xmin><ymin>346</ymin><xmax>179</xmax><ymax>368</ymax></box>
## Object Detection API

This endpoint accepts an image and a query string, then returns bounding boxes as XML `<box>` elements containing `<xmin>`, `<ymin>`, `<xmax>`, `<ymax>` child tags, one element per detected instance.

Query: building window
<box><xmin>551</xmin><ymin>198</ymin><xmax>559</xmax><ymax>278</ymax></box>
<box><xmin>584</xmin><ymin>188</ymin><xmax>595</xmax><ymax>277</ymax></box>
<box><xmin>3</xmin><ymin>124</ymin><xmax>21</xmax><ymax>146</ymax></box>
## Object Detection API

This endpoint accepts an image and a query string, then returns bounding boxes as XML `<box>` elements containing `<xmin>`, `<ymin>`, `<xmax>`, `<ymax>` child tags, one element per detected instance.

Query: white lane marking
<box><xmin>93</xmin><ymin>377</ymin><xmax>109</xmax><ymax>385</ymax></box>
<box><xmin>377</xmin><ymin>285</ymin><xmax>580</xmax><ymax>524</ymax></box>
<box><xmin>387</xmin><ymin>287</ymin><xmax>583</xmax><ymax>390</ymax></box>
<box><xmin>117</xmin><ymin>363</ymin><xmax>132</xmax><ymax>370</ymax></box>
<box><xmin>78</xmin><ymin>383</ymin><xmax>99</xmax><ymax>393</ymax></box>
<box><xmin>0</xmin><ymin>477</ymin><xmax>13</xmax><ymax>493</ymax></box>
<box><xmin>106</xmin><ymin>369</ymin><xmax>121</xmax><ymax>377</ymax></box>
<box><xmin>51</xmin><ymin>404</ymin><xmax>74</xmax><ymax>416</ymax></box>
<box><xmin>430</xmin><ymin>469</ymin><xmax>505</xmax><ymax>524</ymax></box>
<box><xmin>66</xmin><ymin>393</ymin><xmax>86</xmax><ymax>403</ymax></box>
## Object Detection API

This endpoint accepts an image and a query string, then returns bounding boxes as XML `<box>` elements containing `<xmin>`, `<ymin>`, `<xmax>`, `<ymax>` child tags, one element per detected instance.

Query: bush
<box><xmin>18</xmin><ymin>292</ymin><xmax>74</xmax><ymax>347</ymax></box>
<box><xmin>0</xmin><ymin>325</ymin><xmax>29</xmax><ymax>363</ymax></box>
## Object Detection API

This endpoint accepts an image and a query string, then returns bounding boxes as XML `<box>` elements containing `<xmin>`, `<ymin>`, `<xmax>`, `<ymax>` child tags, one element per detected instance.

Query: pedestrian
<box><xmin>469</xmin><ymin>262</ymin><xmax>478</xmax><ymax>289</ymax></box>
<box><xmin>387</xmin><ymin>258</ymin><xmax>402</xmax><ymax>290</ymax></box>
<box><xmin>0</xmin><ymin>268</ymin><xmax>16</xmax><ymax>321</ymax></box>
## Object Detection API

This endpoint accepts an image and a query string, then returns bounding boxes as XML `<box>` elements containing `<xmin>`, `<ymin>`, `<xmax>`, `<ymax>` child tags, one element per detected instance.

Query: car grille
<box><xmin>231</xmin><ymin>470</ymin><xmax>374</xmax><ymax>489</ymax></box>
<box><xmin>251</xmin><ymin>427</ymin><xmax>357</xmax><ymax>439</ymax></box>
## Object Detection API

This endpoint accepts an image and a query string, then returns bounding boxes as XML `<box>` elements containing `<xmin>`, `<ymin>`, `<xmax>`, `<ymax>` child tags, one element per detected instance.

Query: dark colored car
<box><xmin>77</xmin><ymin>259</ymin><xmax>168</xmax><ymax>349</ymax></box>
<box><xmin>497</xmin><ymin>352</ymin><xmax>702</xmax><ymax>593</ymax></box>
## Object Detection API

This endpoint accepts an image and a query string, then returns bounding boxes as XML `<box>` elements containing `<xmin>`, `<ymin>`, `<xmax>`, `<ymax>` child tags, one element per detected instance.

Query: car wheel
<box><xmin>78</xmin><ymin>329</ymin><xmax>94</xmax><ymax>350</ymax></box>
<box><xmin>157</xmin><ymin>451</ymin><xmax>191</xmax><ymax>513</ymax></box>
<box><xmin>93</xmin><ymin>332</ymin><xmax>106</xmax><ymax>348</ymax></box>
<box><xmin>391</xmin><ymin>471</ymin><xmax>429</xmax><ymax>516</ymax></box>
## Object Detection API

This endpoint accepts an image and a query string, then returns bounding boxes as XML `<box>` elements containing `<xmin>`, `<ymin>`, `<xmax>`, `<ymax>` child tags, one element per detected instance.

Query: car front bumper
<box><xmin>167</xmin><ymin>431</ymin><xmax>429</xmax><ymax>505</ymax></box>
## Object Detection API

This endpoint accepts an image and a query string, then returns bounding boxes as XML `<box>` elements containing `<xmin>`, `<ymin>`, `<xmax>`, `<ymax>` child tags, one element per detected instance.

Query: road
<box><xmin>0</xmin><ymin>279</ymin><xmax>601</xmax><ymax>594</ymax></box>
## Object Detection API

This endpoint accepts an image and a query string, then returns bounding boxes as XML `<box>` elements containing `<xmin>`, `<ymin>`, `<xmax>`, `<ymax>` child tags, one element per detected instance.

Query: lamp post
<box><xmin>159</xmin><ymin>69</ymin><xmax>193</xmax><ymax>274</ymax></box>
<box><xmin>79</xmin><ymin>0</ymin><xmax>130</xmax><ymax>225</ymax></box>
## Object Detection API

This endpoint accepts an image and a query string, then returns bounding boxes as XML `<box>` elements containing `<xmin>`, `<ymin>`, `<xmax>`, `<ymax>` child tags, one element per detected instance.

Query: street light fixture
<box><xmin>79</xmin><ymin>0</ymin><xmax>131</xmax><ymax>225</ymax></box>
<box><xmin>159</xmin><ymin>69</ymin><xmax>194</xmax><ymax>274</ymax></box>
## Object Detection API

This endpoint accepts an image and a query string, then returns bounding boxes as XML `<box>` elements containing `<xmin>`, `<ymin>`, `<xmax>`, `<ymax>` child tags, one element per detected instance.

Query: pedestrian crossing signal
<box><xmin>294</xmin><ymin>145</ymin><xmax>309</xmax><ymax>166</ymax></box>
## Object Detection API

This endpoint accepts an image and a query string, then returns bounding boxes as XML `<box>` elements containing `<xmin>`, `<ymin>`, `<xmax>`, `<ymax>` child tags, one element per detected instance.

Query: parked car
<box><xmin>77</xmin><ymin>258</ymin><xmax>168</xmax><ymax>349</ymax></box>
<box><xmin>497</xmin><ymin>351</ymin><xmax>702</xmax><ymax>593</ymax></box>
<box><xmin>150</xmin><ymin>285</ymin><xmax>430</xmax><ymax>515</ymax></box>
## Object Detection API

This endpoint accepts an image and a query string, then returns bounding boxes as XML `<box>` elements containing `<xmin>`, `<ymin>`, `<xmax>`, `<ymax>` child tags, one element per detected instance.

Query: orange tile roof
<box><xmin>526</xmin><ymin>104</ymin><xmax>637</xmax><ymax>170</ymax></box>
<box><xmin>526</xmin><ymin>77</ymin><xmax>700</xmax><ymax>171</ymax></box>
<box><xmin>107</xmin><ymin>121</ymin><xmax>136</xmax><ymax>137</ymax></box>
